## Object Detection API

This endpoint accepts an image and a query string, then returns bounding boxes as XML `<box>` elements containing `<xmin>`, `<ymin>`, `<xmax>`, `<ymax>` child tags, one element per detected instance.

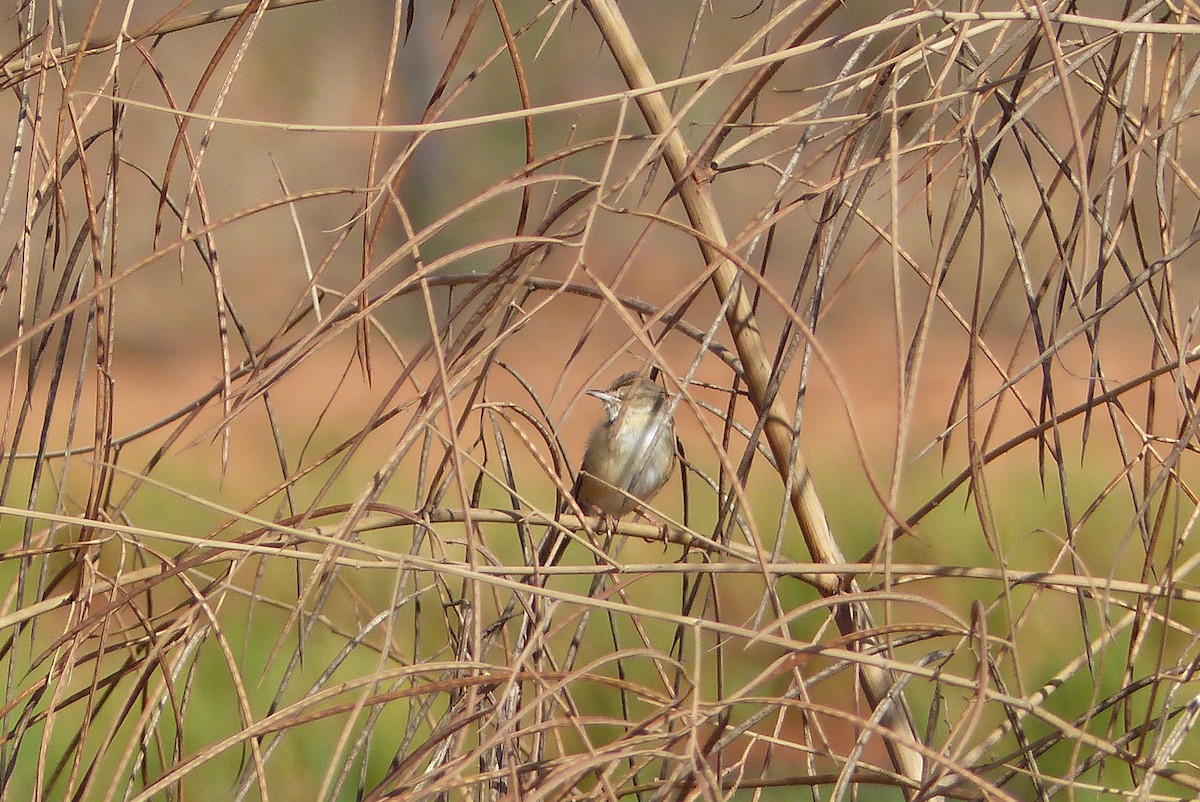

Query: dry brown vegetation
<box><xmin>2</xmin><ymin>1</ymin><xmax>1200</xmax><ymax>800</ymax></box>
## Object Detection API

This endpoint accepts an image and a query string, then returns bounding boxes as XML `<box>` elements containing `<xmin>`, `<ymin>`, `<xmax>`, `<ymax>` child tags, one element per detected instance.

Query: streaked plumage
<box><xmin>573</xmin><ymin>372</ymin><xmax>676</xmax><ymax>518</ymax></box>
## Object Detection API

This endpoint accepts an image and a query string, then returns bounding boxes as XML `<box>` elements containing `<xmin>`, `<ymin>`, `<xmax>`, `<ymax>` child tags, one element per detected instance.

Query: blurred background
<box><xmin>1</xmin><ymin>1</ymin><xmax>1198</xmax><ymax>800</ymax></box>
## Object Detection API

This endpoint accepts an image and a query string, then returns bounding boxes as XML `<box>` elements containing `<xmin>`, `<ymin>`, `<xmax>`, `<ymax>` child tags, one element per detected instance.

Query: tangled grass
<box><xmin>1</xmin><ymin>1</ymin><xmax>1199</xmax><ymax>800</ymax></box>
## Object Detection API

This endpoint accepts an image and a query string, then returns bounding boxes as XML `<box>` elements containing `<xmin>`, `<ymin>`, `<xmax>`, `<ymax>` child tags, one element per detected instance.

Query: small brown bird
<box><xmin>533</xmin><ymin>372</ymin><xmax>677</xmax><ymax>571</ymax></box>
<box><xmin>573</xmin><ymin>371</ymin><xmax>677</xmax><ymax>519</ymax></box>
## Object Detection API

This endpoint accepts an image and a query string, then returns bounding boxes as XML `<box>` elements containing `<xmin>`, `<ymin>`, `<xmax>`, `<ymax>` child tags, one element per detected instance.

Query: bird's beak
<box><xmin>586</xmin><ymin>389</ymin><xmax>617</xmax><ymax>404</ymax></box>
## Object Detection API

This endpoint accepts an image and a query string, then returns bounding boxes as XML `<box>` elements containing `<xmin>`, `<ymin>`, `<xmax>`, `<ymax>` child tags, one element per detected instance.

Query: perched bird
<box><xmin>534</xmin><ymin>371</ymin><xmax>677</xmax><ymax>571</ymax></box>
<box><xmin>573</xmin><ymin>371</ymin><xmax>677</xmax><ymax>518</ymax></box>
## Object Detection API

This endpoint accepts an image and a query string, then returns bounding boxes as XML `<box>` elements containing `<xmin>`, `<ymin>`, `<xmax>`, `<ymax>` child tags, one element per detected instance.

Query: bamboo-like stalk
<box><xmin>580</xmin><ymin>0</ymin><xmax>931</xmax><ymax>797</ymax></box>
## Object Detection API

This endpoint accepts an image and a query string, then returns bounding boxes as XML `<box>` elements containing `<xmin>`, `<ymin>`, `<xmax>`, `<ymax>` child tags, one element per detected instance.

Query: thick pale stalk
<box><xmin>581</xmin><ymin>0</ymin><xmax>930</xmax><ymax>795</ymax></box>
